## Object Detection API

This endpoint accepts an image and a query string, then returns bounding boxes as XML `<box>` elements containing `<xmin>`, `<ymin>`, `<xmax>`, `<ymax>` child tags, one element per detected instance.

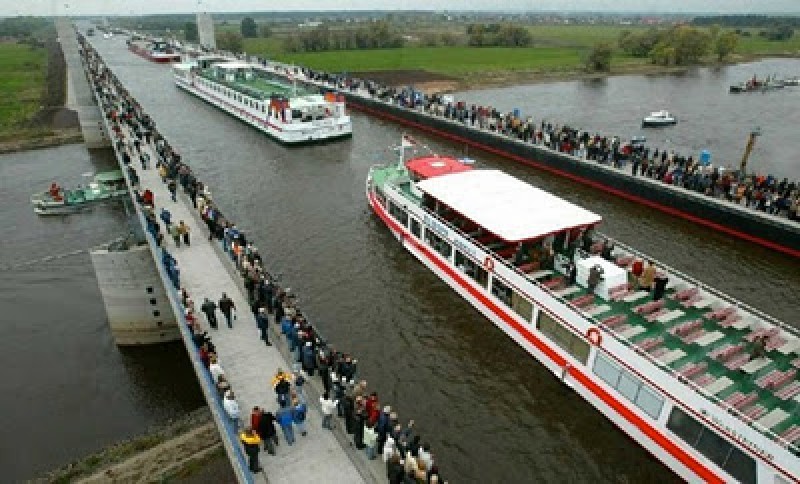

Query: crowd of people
<box><xmin>81</xmin><ymin>35</ymin><xmax>448</xmax><ymax>483</ymax></box>
<box><xmin>281</xmin><ymin>63</ymin><xmax>799</xmax><ymax>222</ymax></box>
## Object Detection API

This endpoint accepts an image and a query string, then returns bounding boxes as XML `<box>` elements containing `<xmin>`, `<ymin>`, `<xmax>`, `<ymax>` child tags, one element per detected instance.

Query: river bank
<box><xmin>38</xmin><ymin>407</ymin><xmax>234</xmax><ymax>483</ymax></box>
<box><xmin>0</xmin><ymin>128</ymin><xmax>82</xmax><ymax>154</ymax></box>
<box><xmin>353</xmin><ymin>52</ymin><xmax>800</xmax><ymax>93</ymax></box>
<box><xmin>0</xmin><ymin>35</ymin><xmax>82</xmax><ymax>154</ymax></box>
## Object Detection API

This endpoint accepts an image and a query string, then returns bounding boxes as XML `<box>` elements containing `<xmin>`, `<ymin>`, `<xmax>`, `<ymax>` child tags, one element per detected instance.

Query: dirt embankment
<box><xmin>38</xmin><ymin>408</ymin><xmax>234</xmax><ymax>484</ymax></box>
<box><xmin>1</xmin><ymin>37</ymin><xmax>82</xmax><ymax>154</ymax></box>
<box><xmin>350</xmin><ymin>52</ymin><xmax>800</xmax><ymax>94</ymax></box>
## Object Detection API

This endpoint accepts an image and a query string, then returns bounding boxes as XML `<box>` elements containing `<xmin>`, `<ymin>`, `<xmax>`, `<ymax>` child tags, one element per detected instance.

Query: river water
<box><xmin>455</xmin><ymin>58</ymin><xmax>800</xmax><ymax>179</ymax></box>
<box><xmin>0</xmin><ymin>144</ymin><xmax>204</xmax><ymax>481</ymax></box>
<box><xmin>8</xmin><ymin>35</ymin><xmax>799</xmax><ymax>482</ymax></box>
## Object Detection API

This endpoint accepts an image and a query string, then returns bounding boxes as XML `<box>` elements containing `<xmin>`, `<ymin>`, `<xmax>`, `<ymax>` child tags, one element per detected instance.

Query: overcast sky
<box><xmin>5</xmin><ymin>0</ymin><xmax>799</xmax><ymax>16</ymax></box>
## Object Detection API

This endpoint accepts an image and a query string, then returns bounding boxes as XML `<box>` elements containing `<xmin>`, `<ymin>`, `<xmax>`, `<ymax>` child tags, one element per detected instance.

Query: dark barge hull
<box><xmin>341</xmin><ymin>93</ymin><xmax>800</xmax><ymax>258</ymax></box>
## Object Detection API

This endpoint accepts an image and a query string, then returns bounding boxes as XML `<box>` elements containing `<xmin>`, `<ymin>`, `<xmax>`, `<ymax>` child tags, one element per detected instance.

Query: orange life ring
<box><xmin>483</xmin><ymin>256</ymin><xmax>494</xmax><ymax>271</ymax></box>
<box><xmin>587</xmin><ymin>327</ymin><xmax>602</xmax><ymax>346</ymax></box>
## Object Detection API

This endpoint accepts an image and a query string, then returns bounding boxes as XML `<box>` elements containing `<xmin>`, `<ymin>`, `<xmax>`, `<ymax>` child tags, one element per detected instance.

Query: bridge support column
<box><xmin>90</xmin><ymin>240</ymin><xmax>180</xmax><ymax>345</ymax></box>
<box><xmin>197</xmin><ymin>13</ymin><xmax>216</xmax><ymax>50</ymax></box>
<box><xmin>55</xmin><ymin>17</ymin><xmax>110</xmax><ymax>149</ymax></box>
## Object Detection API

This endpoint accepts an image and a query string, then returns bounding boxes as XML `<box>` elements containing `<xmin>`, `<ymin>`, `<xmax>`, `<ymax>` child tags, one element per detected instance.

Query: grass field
<box><xmin>239</xmin><ymin>24</ymin><xmax>799</xmax><ymax>83</ymax></box>
<box><xmin>267</xmin><ymin>46</ymin><xmax>587</xmax><ymax>74</ymax></box>
<box><xmin>0</xmin><ymin>42</ymin><xmax>47</xmax><ymax>130</ymax></box>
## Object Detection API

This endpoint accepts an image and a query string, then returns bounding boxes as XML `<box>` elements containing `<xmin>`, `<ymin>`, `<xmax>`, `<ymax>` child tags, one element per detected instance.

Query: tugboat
<box><xmin>31</xmin><ymin>170</ymin><xmax>128</xmax><ymax>215</ymax></box>
<box><xmin>367</xmin><ymin>138</ymin><xmax>800</xmax><ymax>483</ymax></box>
<box><xmin>641</xmin><ymin>110</ymin><xmax>677</xmax><ymax>128</ymax></box>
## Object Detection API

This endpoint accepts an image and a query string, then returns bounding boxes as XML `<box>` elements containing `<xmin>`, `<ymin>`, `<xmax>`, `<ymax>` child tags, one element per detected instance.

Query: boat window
<box><xmin>388</xmin><ymin>201</ymin><xmax>409</xmax><ymax>227</ymax></box>
<box><xmin>511</xmin><ymin>291</ymin><xmax>533</xmax><ymax>321</ymax></box>
<box><xmin>593</xmin><ymin>354</ymin><xmax>663</xmax><ymax>419</ymax></box>
<box><xmin>492</xmin><ymin>277</ymin><xmax>533</xmax><ymax>321</ymax></box>
<box><xmin>491</xmin><ymin>277</ymin><xmax>512</xmax><ymax>306</ymax></box>
<box><xmin>537</xmin><ymin>311</ymin><xmax>590</xmax><ymax>364</ymax></box>
<box><xmin>455</xmin><ymin>251</ymin><xmax>488</xmax><ymax>288</ymax></box>
<box><xmin>424</xmin><ymin>229</ymin><xmax>452</xmax><ymax>259</ymax></box>
<box><xmin>666</xmin><ymin>407</ymin><xmax>756</xmax><ymax>484</ymax></box>
<box><xmin>292</xmin><ymin>109</ymin><xmax>303</xmax><ymax>120</ymax></box>
<box><xmin>411</xmin><ymin>218</ymin><xmax>421</xmax><ymax>238</ymax></box>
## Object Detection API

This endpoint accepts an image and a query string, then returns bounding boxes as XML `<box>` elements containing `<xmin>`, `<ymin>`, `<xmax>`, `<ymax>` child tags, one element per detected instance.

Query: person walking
<box><xmin>219</xmin><ymin>293</ymin><xmax>236</xmax><ymax>328</ymax></box>
<box><xmin>240</xmin><ymin>427</ymin><xmax>263</xmax><ymax>473</ymax></box>
<box><xmin>275</xmin><ymin>403</ymin><xmax>295</xmax><ymax>445</ymax></box>
<box><xmin>256</xmin><ymin>307</ymin><xmax>271</xmax><ymax>346</ymax></box>
<box><xmin>292</xmin><ymin>396</ymin><xmax>308</xmax><ymax>437</ymax></box>
<box><xmin>223</xmin><ymin>390</ymin><xmax>241</xmax><ymax>434</ymax></box>
<box><xmin>319</xmin><ymin>392</ymin><xmax>337</xmax><ymax>430</ymax></box>
<box><xmin>257</xmin><ymin>410</ymin><xmax>279</xmax><ymax>455</ymax></box>
<box><xmin>178</xmin><ymin>220</ymin><xmax>190</xmax><ymax>247</ymax></box>
<box><xmin>201</xmin><ymin>298</ymin><xmax>218</xmax><ymax>329</ymax></box>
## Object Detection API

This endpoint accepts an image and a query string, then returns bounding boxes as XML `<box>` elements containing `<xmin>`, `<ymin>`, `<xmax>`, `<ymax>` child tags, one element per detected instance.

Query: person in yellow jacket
<box><xmin>240</xmin><ymin>427</ymin><xmax>263</xmax><ymax>473</ymax></box>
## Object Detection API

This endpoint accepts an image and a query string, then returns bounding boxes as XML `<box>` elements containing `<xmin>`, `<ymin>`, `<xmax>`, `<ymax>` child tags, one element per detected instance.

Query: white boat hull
<box><xmin>173</xmin><ymin>76</ymin><xmax>352</xmax><ymax>144</ymax></box>
<box><xmin>365</xmin><ymin>176</ymin><xmax>799</xmax><ymax>483</ymax></box>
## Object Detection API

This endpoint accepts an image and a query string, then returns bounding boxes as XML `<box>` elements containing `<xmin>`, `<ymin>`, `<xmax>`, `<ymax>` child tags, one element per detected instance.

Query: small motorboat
<box><xmin>784</xmin><ymin>77</ymin><xmax>800</xmax><ymax>87</ymax></box>
<box><xmin>641</xmin><ymin>111</ymin><xmax>677</xmax><ymax>128</ymax></box>
<box><xmin>31</xmin><ymin>170</ymin><xmax>128</xmax><ymax>215</ymax></box>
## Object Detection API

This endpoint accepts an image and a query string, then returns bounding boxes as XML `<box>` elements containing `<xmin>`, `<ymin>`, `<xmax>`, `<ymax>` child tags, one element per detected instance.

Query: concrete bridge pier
<box><xmin>56</xmin><ymin>18</ymin><xmax>110</xmax><ymax>149</ymax></box>
<box><xmin>90</xmin><ymin>236</ymin><xmax>180</xmax><ymax>345</ymax></box>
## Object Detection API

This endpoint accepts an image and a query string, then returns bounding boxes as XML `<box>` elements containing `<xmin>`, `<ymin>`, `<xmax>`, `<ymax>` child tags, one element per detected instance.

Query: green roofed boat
<box><xmin>31</xmin><ymin>169</ymin><xmax>128</xmax><ymax>215</ymax></box>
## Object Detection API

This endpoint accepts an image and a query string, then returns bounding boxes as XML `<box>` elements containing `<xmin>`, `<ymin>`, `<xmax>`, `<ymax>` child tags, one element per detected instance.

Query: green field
<box><xmin>0</xmin><ymin>42</ymin><xmax>47</xmax><ymax>131</ymax></box>
<box><xmin>238</xmin><ymin>23</ymin><xmax>799</xmax><ymax>81</ymax></box>
<box><xmin>267</xmin><ymin>46</ymin><xmax>586</xmax><ymax>74</ymax></box>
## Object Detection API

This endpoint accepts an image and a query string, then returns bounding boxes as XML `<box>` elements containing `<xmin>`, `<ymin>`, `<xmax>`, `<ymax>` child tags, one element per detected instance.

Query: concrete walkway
<box><xmin>121</xmin><ymin>128</ymin><xmax>366</xmax><ymax>484</ymax></box>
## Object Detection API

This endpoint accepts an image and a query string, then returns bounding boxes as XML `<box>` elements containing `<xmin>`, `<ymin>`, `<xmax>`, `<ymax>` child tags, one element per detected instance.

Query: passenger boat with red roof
<box><xmin>366</xmin><ymin>137</ymin><xmax>800</xmax><ymax>483</ymax></box>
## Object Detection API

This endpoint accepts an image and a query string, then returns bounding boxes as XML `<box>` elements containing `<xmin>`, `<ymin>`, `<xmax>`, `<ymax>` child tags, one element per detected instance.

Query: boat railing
<box><xmin>382</xmin><ymin>178</ymin><xmax>795</xmax><ymax>450</ymax></box>
<box><xmin>609</xmin><ymin>238</ymin><xmax>797</xmax><ymax>338</ymax></box>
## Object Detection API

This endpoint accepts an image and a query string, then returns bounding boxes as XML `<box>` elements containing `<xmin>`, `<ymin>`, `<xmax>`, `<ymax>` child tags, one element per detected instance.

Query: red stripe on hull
<box><xmin>367</xmin><ymin>189</ymin><xmax>725</xmax><ymax>483</ymax></box>
<box><xmin>352</xmin><ymin>100</ymin><xmax>800</xmax><ymax>259</ymax></box>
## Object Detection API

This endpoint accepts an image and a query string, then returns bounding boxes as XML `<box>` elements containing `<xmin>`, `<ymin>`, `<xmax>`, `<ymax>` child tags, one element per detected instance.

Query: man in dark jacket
<box><xmin>257</xmin><ymin>410</ymin><xmax>279</xmax><ymax>455</ymax></box>
<box><xmin>219</xmin><ymin>293</ymin><xmax>236</xmax><ymax>328</ymax></box>
<box><xmin>240</xmin><ymin>427</ymin><xmax>262</xmax><ymax>473</ymax></box>
<box><xmin>200</xmin><ymin>298</ymin><xmax>218</xmax><ymax>329</ymax></box>
<box><xmin>256</xmin><ymin>308</ymin><xmax>271</xmax><ymax>346</ymax></box>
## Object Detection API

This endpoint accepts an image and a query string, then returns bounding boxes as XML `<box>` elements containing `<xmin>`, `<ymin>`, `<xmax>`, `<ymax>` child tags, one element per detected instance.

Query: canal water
<box><xmin>8</xmin><ymin>35</ymin><xmax>798</xmax><ymax>481</ymax></box>
<box><xmin>455</xmin><ymin>57</ymin><xmax>800</xmax><ymax>179</ymax></box>
<box><xmin>0</xmin><ymin>144</ymin><xmax>204</xmax><ymax>481</ymax></box>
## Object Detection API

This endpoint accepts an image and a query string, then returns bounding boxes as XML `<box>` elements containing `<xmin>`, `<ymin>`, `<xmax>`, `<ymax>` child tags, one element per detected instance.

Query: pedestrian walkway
<box><xmin>126</xmin><ymin>131</ymin><xmax>366</xmax><ymax>483</ymax></box>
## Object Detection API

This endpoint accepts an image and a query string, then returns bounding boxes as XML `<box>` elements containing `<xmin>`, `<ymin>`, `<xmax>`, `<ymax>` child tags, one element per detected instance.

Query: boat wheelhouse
<box><xmin>31</xmin><ymin>169</ymin><xmax>128</xmax><ymax>215</ymax></box>
<box><xmin>127</xmin><ymin>39</ymin><xmax>181</xmax><ymax>63</ymax></box>
<box><xmin>172</xmin><ymin>59</ymin><xmax>352</xmax><ymax>145</ymax></box>
<box><xmin>367</xmin><ymin>150</ymin><xmax>800</xmax><ymax>483</ymax></box>
<box><xmin>642</xmin><ymin>110</ymin><xmax>677</xmax><ymax>128</ymax></box>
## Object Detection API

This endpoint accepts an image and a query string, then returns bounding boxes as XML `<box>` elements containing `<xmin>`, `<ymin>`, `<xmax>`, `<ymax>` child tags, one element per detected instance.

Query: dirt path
<box><xmin>75</xmin><ymin>423</ymin><xmax>222</xmax><ymax>484</ymax></box>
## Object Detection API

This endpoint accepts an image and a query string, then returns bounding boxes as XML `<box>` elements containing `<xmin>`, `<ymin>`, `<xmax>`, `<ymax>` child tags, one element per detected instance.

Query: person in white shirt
<box><xmin>209</xmin><ymin>355</ymin><xmax>225</xmax><ymax>384</ymax></box>
<box><xmin>319</xmin><ymin>392</ymin><xmax>338</xmax><ymax>430</ymax></box>
<box><xmin>223</xmin><ymin>390</ymin><xmax>241</xmax><ymax>433</ymax></box>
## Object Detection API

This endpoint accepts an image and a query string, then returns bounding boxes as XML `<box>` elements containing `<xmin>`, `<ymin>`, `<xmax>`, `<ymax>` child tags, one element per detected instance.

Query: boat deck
<box><xmin>375</xmin><ymin>164</ymin><xmax>800</xmax><ymax>449</ymax></box>
<box><xmin>198</xmin><ymin>70</ymin><xmax>310</xmax><ymax>100</ymax></box>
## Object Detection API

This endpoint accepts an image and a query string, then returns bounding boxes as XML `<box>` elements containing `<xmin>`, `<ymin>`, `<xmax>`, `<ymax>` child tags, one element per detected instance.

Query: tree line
<box><xmin>692</xmin><ymin>15</ymin><xmax>800</xmax><ymax>28</ymax></box>
<box><xmin>282</xmin><ymin>21</ymin><xmax>403</xmax><ymax>53</ymax></box>
<box><xmin>465</xmin><ymin>23</ymin><xmax>532</xmax><ymax>47</ymax></box>
<box><xmin>618</xmin><ymin>25</ymin><xmax>739</xmax><ymax>65</ymax></box>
